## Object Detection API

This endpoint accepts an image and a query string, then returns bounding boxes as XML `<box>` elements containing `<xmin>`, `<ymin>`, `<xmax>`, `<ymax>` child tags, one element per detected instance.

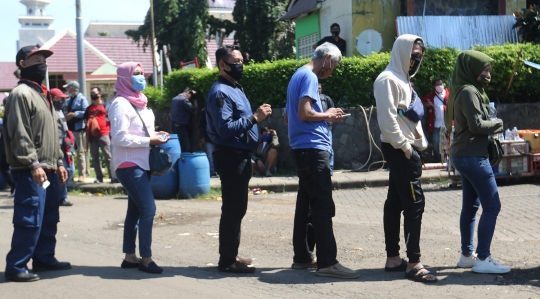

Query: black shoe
<box><xmin>32</xmin><ymin>261</ymin><xmax>71</xmax><ymax>272</ymax></box>
<box><xmin>111</xmin><ymin>178</ymin><xmax>120</xmax><ymax>184</ymax></box>
<box><xmin>5</xmin><ymin>271</ymin><xmax>39</xmax><ymax>282</ymax></box>
<box><xmin>60</xmin><ymin>199</ymin><xmax>73</xmax><ymax>206</ymax></box>
<box><xmin>94</xmin><ymin>179</ymin><xmax>103</xmax><ymax>184</ymax></box>
<box><xmin>218</xmin><ymin>261</ymin><xmax>256</xmax><ymax>273</ymax></box>
<box><xmin>121</xmin><ymin>259</ymin><xmax>140</xmax><ymax>268</ymax></box>
<box><xmin>138</xmin><ymin>262</ymin><xmax>163</xmax><ymax>274</ymax></box>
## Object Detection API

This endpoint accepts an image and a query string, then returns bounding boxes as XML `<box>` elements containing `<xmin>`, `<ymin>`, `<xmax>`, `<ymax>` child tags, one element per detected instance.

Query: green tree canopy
<box><xmin>126</xmin><ymin>0</ymin><xmax>209</xmax><ymax>69</ymax></box>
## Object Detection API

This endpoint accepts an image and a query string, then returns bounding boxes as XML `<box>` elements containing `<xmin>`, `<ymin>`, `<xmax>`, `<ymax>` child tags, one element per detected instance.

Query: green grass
<box><xmin>191</xmin><ymin>187</ymin><xmax>222</xmax><ymax>200</ymax></box>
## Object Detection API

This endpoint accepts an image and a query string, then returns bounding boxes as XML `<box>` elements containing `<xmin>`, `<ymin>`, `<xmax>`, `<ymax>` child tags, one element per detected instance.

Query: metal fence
<box><xmin>396</xmin><ymin>15</ymin><xmax>519</xmax><ymax>49</ymax></box>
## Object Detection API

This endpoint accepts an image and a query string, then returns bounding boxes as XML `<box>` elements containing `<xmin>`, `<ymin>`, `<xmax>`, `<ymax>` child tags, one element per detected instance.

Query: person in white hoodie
<box><xmin>374</xmin><ymin>34</ymin><xmax>437</xmax><ymax>283</ymax></box>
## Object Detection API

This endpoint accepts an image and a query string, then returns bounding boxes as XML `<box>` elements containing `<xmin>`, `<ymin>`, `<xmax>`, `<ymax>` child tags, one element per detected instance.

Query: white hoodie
<box><xmin>374</xmin><ymin>34</ymin><xmax>428</xmax><ymax>153</ymax></box>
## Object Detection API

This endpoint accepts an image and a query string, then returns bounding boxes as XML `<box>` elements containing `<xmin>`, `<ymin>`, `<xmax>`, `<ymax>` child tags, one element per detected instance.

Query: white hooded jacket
<box><xmin>374</xmin><ymin>34</ymin><xmax>428</xmax><ymax>153</ymax></box>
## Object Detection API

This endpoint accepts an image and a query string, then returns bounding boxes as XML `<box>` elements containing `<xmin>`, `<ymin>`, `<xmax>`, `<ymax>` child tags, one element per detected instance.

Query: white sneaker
<box><xmin>472</xmin><ymin>256</ymin><xmax>511</xmax><ymax>274</ymax></box>
<box><xmin>457</xmin><ymin>252</ymin><xmax>477</xmax><ymax>268</ymax></box>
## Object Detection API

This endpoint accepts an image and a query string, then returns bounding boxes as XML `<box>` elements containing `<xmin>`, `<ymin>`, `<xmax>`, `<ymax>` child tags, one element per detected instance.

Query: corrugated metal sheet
<box><xmin>396</xmin><ymin>16</ymin><xmax>518</xmax><ymax>49</ymax></box>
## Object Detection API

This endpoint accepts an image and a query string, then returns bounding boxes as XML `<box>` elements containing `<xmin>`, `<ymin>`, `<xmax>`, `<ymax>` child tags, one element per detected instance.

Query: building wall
<box><xmin>507</xmin><ymin>0</ymin><xmax>525</xmax><ymax>14</ymax></box>
<box><xmin>352</xmin><ymin>0</ymin><xmax>401</xmax><ymax>55</ymax></box>
<box><xmin>320</xmin><ymin>0</ymin><xmax>353</xmax><ymax>56</ymax></box>
<box><xmin>18</xmin><ymin>28</ymin><xmax>55</xmax><ymax>49</ymax></box>
<box><xmin>294</xmin><ymin>12</ymin><xmax>320</xmax><ymax>59</ymax></box>
<box><xmin>412</xmin><ymin>0</ymin><xmax>514</xmax><ymax>15</ymax></box>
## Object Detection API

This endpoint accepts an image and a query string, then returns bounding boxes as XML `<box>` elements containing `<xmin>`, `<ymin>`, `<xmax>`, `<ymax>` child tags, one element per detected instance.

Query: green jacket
<box><xmin>450</xmin><ymin>86</ymin><xmax>503</xmax><ymax>158</ymax></box>
<box><xmin>3</xmin><ymin>81</ymin><xmax>63</xmax><ymax>171</ymax></box>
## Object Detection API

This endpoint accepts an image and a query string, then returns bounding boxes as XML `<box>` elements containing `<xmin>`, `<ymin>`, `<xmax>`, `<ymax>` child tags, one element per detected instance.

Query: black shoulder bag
<box><xmin>131</xmin><ymin>105</ymin><xmax>172</xmax><ymax>176</ymax></box>
<box><xmin>481</xmin><ymin>103</ymin><xmax>503</xmax><ymax>166</ymax></box>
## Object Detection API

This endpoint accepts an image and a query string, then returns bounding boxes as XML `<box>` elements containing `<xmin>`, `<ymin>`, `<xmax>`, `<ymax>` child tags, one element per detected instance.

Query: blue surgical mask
<box><xmin>131</xmin><ymin>75</ymin><xmax>146</xmax><ymax>92</ymax></box>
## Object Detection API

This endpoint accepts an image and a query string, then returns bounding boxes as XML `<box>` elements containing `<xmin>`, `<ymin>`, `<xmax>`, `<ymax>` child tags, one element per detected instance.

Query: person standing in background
<box><xmin>64</xmin><ymin>81</ymin><xmax>89</xmax><ymax>182</ymax></box>
<box><xmin>84</xmin><ymin>87</ymin><xmax>112</xmax><ymax>184</ymax></box>
<box><xmin>313</xmin><ymin>23</ymin><xmax>347</xmax><ymax>56</ymax></box>
<box><xmin>421</xmin><ymin>78</ymin><xmax>449</xmax><ymax>162</ymax></box>
<box><xmin>170</xmin><ymin>88</ymin><xmax>198</xmax><ymax>153</ymax></box>
<box><xmin>199</xmin><ymin>107</ymin><xmax>217</xmax><ymax>178</ymax></box>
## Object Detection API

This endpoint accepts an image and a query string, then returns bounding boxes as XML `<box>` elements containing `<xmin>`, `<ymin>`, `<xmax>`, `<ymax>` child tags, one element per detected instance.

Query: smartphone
<box><xmin>42</xmin><ymin>180</ymin><xmax>50</xmax><ymax>189</ymax></box>
<box><xmin>160</xmin><ymin>134</ymin><xmax>167</xmax><ymax>141</ymax></box>
<box><xmin>341</xmin><ymin>113</ymin><xmax>352</xmax><ymax>117</ymax></box>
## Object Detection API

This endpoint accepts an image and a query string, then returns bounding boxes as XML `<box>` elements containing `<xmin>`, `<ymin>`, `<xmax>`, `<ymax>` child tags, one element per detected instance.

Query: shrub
<box><xmin>152</xmin><ymin>43</ymin><xmax>540</xmax><ymax>111</ymax></box>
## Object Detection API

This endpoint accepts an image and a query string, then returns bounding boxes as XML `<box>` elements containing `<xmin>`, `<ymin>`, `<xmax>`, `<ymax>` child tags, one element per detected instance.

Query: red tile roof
<box><xmin>0</xmin><ymin>62</ymin><xmax>19</xmax><ymax>90</ymax></box>
<box><xmin>45</xmin><ymin>33</ymin><xmax>110</xmax><ymax>74</ymax></box>
<box><xmin>206</xmin><ymin>38</ymin><xmax>235</xmax><ymax>68</ymax></box>
<box><xmin>85</xmin><ymin>36</ymin><xmax>154</xmax><ymax>70</ymax></box>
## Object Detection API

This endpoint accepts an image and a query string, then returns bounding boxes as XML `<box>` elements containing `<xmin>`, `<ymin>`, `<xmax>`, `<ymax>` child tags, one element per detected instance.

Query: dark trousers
<box><xmin>291</xmin><ymin>148</ymin><xmax>338</xmax><ymax>269</ymax></box>
<box><xmin>381</xmin><ymin>142</ymin><xmax>425</xmax><ymax>263</ymax></box>
<box><xmin>5</xmin><ymin>171</ymin><xmax>60</xmax><ymax>275</ymax></box>
<box><xmin>213</xmin><ymin>147</ymin><xmax>252</xmax><ymax>267</ymax></box>
<box><xmin>172</xmin><ymin>124</ymin><xmax>191</xmax><ymax>153</ymax></box>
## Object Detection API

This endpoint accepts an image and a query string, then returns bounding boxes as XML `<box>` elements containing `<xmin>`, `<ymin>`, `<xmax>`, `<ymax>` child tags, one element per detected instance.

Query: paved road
<box><xmin>0</xmin><ymin>184</ymin><xmax>539</xmax><ymax>298</ymax></box>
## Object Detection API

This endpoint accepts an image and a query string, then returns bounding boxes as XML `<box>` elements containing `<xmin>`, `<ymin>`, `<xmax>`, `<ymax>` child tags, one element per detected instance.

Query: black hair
<box><xmin>215</xmin><ymin>44</ymin><xmax>241</xmax><ymax>69</ymax></box>
<box><xmin>91</xmin><ymin>86</ymin><xmax>101</xmax><ymax>94</ymax></box>
<box><xmin>432</xmin><ymin>78</ymin><xmax>443</xmax><ymax>86</ymax></box>
<box><xmin>330</xmin><ymin>23</ymin><xmax>340</xmax><ymax>30</ymax></box>
<box><xmin>414</xmin><ymin>38</ymin><xmax>426</xmax><ymax>53</ymax></box>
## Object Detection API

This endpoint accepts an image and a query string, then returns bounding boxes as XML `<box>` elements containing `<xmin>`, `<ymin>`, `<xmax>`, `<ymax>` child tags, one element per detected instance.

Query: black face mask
<box><xmin>224</xmin><ymin>61</ymin><xmax>243</xmax><ymax>81</ymax></box>
<box><xmin>53</xmin><ymin>99</ymin><xmax>65</xmax><ymax>111</ymax></box>
<box><xmin>90</xmin><ymin>94</ymin><xmax>99</xmax><ymax>101</ymax></box>
<box><xmin>331</xmin><ymin>31</ymin><xmax>340</xmax><ymax>37</ymax></box>
<box><xmin>408</xmin><ymin>54</ymin><xmax>422</xmax><ymax>76</ymax></box>
<box><xmin>478</xmin><ymin>74</ymin><xmax>491</xmax><ymax>88</ymax></box>
<box><xmin>20</xmin><ymin>62</ymin><xmax>47</xmax><ymax>84</ymax></box>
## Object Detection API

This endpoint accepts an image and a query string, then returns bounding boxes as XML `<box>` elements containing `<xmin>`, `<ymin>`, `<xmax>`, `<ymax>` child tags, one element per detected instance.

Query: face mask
<box><xmin>131</xmin><ymin>75</ymin><xmax>146</xmax><ymax>92</ymax></box>
<box><xmin>262</xmin><ymin>134</ymin><xmax>272</xmax><ymax>142</ymax></box>
<box><xmin>317</xmin><ymin>59</ymin><xmax>333</xmax><ymax>77</ymax></box>
<box><xmin>53</xmin><ymin>99</ymin><xmax>64</xmax><ymax>111</ymax></box>
<box><xmin>224</xmin><ymin>62</ymin><xmax>243</xmax><ymax>81</ymax></box>
<box><xmin>90</xmin><ymin>94</ymin><xmax>99</xmax><ymax>101</ymax></box>
<box><xmin>435</xmin><ymin>85</ymin><xmax>444</xmax><ymax>93</ymax></box>
<box><xmin>409</xmin><ymin>54</ymin><xmax>422</xmax><ymax>76</ymax></box>
<box><xmin>478</xmin><ymin>74</ymin><xmax>491</xmax><ymax>88</ymax></box>
<box><xmin>331</xmin><ymin>31</ymin><xmax>340</xmax><ymax>37</ymax></box>
<box><xmin>20</xmin><ymin>62</ymin><xmax>47</xmax><ymax>84</ymax></box>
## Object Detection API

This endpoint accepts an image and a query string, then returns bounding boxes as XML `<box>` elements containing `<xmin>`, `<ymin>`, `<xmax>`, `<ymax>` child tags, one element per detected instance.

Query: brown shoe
<box><xmin>236</xmin><ymin>256</ymin><xmax>252</xmax><ymax>265</ymax></box>
<box><xmin>292</xmin><ymin>258</ymin><xmax>317</xmax><ymax>269</ymax></box>
<box><xmin>218</xmin><ymin>261</ymin><xmax>256</xmax><ymax>273</ymax></box>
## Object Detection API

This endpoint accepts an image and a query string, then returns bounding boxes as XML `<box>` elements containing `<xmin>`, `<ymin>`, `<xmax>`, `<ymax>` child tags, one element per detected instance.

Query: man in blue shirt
<box><xmin>206</xmin><ymin>45</ymin><xmax>272</xmax><ymax>273</ymax></box>
<box><xmin>169</xmin><ymin>88</ymin><xmax>198</xmax><ymax>152</ymax></box>
<box><xmin>285</xmin><ymin>42</ymin><xmax>358</xmax><ymax>279</ymax></box>
<box><xmin>64</xmin><ymin>81</ymin><xmax>89</xmax><ymax>182</ymax></box>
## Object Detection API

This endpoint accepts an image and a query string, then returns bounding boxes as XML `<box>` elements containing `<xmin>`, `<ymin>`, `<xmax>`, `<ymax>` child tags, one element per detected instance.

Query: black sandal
<box><xmin>385</xmin><ymin>259</ymin><xmax>408</xmax><ymax>272</ymax></box>
<box><xmin>405</xmin><ymin>265</ymin><xmax>438</xmax><ymax>283</ymax></box>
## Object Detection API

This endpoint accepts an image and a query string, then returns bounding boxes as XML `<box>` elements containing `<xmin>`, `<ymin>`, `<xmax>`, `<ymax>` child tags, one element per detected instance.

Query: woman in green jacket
<box><xmin>446</xmin><ymin>50</ymin><xmax>509</xmax><ymax>274</ymax></box>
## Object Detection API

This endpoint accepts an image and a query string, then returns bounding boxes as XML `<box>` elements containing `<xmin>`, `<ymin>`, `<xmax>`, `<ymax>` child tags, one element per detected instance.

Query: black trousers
<box><xmin>291</xmin><ymin>148</ymin><xmax>338</xmax><ymax>269</ymax></box>
<box><xmin>381</xmin><ymin>142</ymin><xmax>425</xmax><ymax>263</ymax></box>
<box><xmin>213</xmin><ymin>147</ymin><xmax>252</xmax><ymax>267</ymax></box>
<box><xmin>172</xmin><ymin>124</ymin><xmax>191</xmax><ymax>153</ymax></box>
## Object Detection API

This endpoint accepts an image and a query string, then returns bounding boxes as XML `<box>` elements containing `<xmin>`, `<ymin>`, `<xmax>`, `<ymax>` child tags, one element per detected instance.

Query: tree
<box><xmin>232</xmin><ymin>0</ymin><xmax>295</xmax><ymax>62</ymax></box>
<box><xmin>126</xmin><ymin>0</ymin><xmax>209</xmax><ymax>69</ymax></box>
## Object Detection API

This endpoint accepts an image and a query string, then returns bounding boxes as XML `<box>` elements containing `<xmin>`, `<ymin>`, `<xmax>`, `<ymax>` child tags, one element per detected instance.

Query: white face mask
<box><xmin>435</xmin><ymin>85</ymin><xmax>444</xmax><ymax>93</ymax></box>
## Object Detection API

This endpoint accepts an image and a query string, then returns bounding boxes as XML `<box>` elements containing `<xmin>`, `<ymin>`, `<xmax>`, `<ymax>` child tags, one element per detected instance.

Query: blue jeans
<box><xmin>205</xmin><ymin>141</ymin><xmax>216</xmax><ymax>175</ymax></box>
<box><xmin>432</xmin><ymin>127</ymin><xmax>441</xmax><ymax>162</ymax></box>
<box><xmin>5</xmin><ymin>171</ymin><xmax>60</xmax><ymax>275</ymax></box>
<box><xmin>451</xmin><ymin>156</ymin><xmax>501</xmax><ymax>260</ymax></box>
<box><xmin>60</xmin><ymin>157</ymin><xmax>74</xmax><ymax>201</ymax></box>
<box><xmin>116</xmin><ymin>166</ymin><xmax>156</xmax><ymax>258</ymax></box>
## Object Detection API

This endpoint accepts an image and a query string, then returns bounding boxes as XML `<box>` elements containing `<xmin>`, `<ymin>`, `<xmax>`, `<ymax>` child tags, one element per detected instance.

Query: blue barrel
<box><xmin>150</xmin><ymin>134</ymin><xmax>181</xmax><ymax>199</ymax></box>
<box><xmin>178</xmin><ymin>152</ymin><xmax>210</xmax><ymax>199</ymax></box>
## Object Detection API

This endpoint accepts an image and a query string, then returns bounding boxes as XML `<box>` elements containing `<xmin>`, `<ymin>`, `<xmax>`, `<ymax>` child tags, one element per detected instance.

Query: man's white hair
<box><xmin>313</xmin><ymin>42</ymin><xmax>342</xmax><ymax>63</ymax></box>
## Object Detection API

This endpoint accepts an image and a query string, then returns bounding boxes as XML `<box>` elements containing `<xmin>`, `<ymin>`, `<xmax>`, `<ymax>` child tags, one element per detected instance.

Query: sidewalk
<box><xmin>68</xmin><ymin>168</ymin><xmax>451</xmax><ymax>195</ymax></box>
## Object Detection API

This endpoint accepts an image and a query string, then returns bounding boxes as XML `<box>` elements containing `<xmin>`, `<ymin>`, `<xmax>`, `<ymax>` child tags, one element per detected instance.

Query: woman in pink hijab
<box><xmin>109</xmin><ymin>62</ymin><xmax>170</xmax><ymax>274</ymax></box>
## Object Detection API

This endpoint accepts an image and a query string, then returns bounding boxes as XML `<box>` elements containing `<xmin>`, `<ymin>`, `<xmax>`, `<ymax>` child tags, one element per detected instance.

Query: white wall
<box><xmin>319</xmin><ymin>0</ymin><xmax>353</xmax><ymax>56</ymax></box>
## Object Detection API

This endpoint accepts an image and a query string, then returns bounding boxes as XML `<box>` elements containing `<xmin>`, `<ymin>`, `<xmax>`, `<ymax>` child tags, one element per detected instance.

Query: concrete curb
<box><xmin>68</xmin><ymin>169</ymin><xmax>450</xmax><ymax>196</ymax></box>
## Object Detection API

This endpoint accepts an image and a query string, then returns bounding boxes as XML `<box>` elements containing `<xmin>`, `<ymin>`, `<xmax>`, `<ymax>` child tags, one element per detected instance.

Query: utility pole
<box><xmin>76</xmin><ymin>0</ymin><xmax>86</xmax><ymax>95</ymax></box>
<box><xmin>150</xmin><ymin>0</ymin><xmax>158</xmax><ymax>87</ymax></box>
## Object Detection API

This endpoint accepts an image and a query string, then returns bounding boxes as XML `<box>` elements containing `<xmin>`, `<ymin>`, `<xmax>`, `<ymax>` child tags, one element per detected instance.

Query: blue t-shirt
<box><xmin>285</xmin><ymin>66</ymin><xmax>331</xmax><ymax>152</ymax></box>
